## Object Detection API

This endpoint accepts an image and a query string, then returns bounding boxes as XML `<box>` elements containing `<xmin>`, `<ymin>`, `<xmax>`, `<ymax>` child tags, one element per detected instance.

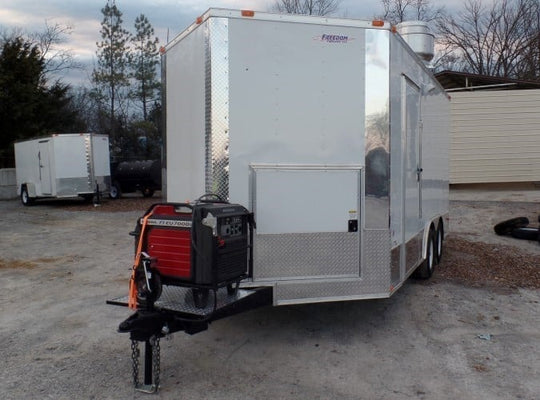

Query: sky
<box><xmin>0</xmin><ymin>0</ymin><xmax>456</xmax><ymax>86</ymax></box>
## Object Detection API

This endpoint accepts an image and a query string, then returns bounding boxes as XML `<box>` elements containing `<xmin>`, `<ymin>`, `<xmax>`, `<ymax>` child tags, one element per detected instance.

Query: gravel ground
<box><xmin>1</xmin><ymin>191</ymin><xmax>539</xmax><ymax>400</ymax></box>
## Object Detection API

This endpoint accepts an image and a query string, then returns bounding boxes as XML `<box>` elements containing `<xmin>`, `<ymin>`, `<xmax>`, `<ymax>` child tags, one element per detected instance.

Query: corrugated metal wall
<box><xmin>450</xmin><ymin>89</ymin><xmax>540</xmax><ymax>184</ymax></box>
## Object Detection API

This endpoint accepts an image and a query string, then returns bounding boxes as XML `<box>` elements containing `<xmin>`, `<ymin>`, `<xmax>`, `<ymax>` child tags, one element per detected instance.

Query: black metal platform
<box><xmin>107</xmin><ymin>285</ymin><xmax>261</xmax><ymax>317</ymax></box>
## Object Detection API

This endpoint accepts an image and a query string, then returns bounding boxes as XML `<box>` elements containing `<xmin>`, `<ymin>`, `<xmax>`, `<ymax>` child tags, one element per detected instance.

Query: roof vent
<box><xmin>396</xmin><ymin>21</ymin><xmax>434</xmax><ymax>62</ymax></box>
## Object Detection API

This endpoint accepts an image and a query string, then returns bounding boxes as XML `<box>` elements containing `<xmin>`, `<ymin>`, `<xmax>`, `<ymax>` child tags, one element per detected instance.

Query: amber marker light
<box><xmin>372</xmin><ymin>20</ymin><xmax>385</xmax><ymax>27</ymax></box>
<box><xmin>241</xmin><ymin>10</ymin><xmax>255</xmax><ymax>17</ymax></box>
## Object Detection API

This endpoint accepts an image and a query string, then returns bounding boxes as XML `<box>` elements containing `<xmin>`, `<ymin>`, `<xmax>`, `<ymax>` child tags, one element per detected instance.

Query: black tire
<box><xmin>510</xmin><ymin>227</ymin><xmax>539</xmax><ymax>241</ymax></box>
<box><xmin>414</xmin><ymin>229</ymin><xmax>436</xmax><ymax>279</ymax></box>
<box><xmin>435</xmin><ymin>222</ymin><xmax>444</xmax><ymax>264</ymax></box>
<box><xmin>192</xmin><ymin>288</ymin><xmax>209</xmax><ymax>309</ymax></box>
<box><xmin>494</xmin><ymin>217</ymin><xmax>529</xmax><ymax>236</ymax></box>
<box><xmin>142</xmin><ymin>187</ymin><xmax>154</xmax><ymax>198</ymax></box>
<box><xmin>109</xmin><ymin>182</ymin><xmax>121</xmax><ymax>199</ymax></box>
<box><xmin>20</xmin><ymin>186</ymin><xmax>34</xmax><ymax>206</ymax></box>
<box><xmin>81</xmin><ymin>194</ymin><xmax>94</xmax><ymax>203</ymax></box>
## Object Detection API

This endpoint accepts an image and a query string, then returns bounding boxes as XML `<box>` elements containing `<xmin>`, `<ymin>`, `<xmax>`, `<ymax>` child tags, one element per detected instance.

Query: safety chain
<box><xmin>151</xmin><ymin>336</ymin><xmax>161</xmax><ymax>390</ymax></box>
<box><xmin>130</xmin><ymin>340</ymin><xmax>140</xmax><ymax>387</ymax></box>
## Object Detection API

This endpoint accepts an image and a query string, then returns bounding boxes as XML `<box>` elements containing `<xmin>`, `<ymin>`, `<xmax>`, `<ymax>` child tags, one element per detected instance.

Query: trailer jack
<box><xmin>130</xmin><ymin>336</ymin><xmax>160</xmax><ymax>393</ymax></box>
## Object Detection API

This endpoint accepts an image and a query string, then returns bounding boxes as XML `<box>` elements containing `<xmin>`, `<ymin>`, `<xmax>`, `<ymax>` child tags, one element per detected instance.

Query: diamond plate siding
<box><xmin>391</xmin><ymin>246</ymin><xmax>400</xmax><ymax>284</ymax></box>
<box><xmin>363</xmin><ymin>229</ymin><xmax>391</xmax><ymax>286</ymax></box>
<box><xmin>254</xmin><ymin>232</ymin><xmax>360</xmax><ymax>280</ymax></box>
<box><xmin>275</xmin><ymin>280</ymin><xmax>388</xmax><ymax>305</ymax></box>
<box><xmin>405</xmin><ymin>232</ymin><xmax>422</xmax><ymax>272</ymax></box>
<box><xmin>84</xmin><ymin>135</ymin><xmax>92</xmax><ymax>189</ymax></box>
<box><xmin>55</xmin><ymin>177</ymin><xmax>92</xmax><ymax>196</ymax></box>
<box><xmin>205</xmin><ymin>18</ymin><xmax>230</xmax><ymax>199</ymax></box>
<box><xmin>271</xmin><ymin>229</ymin><xmax>391</xmax><ymax>304</ymax></box>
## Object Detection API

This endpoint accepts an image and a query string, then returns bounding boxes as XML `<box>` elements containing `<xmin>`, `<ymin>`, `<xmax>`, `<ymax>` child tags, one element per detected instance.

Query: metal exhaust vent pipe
<box><xmin>396</xmin><ymin>21</ymin><xmax>434</xmax><ymax>63</ymax></box>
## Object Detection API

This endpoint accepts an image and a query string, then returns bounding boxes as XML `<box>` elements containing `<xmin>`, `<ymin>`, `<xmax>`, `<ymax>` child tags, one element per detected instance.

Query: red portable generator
<box><xmin>130</xmin><ymin>198</ymin><xmax>254</xmax><ymax>308</ymax></box>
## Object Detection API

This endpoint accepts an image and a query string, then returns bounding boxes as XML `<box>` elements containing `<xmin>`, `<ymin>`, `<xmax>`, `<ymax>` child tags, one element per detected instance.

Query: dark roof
<box><xmin>435</xmin><ymin>70</ymin><xmax>540</xmax><ymax>91</ymax></box>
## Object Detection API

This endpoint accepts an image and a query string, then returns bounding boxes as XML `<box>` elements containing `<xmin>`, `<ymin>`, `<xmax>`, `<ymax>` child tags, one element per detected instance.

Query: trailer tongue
<box><xmin>107</xmin><ymin>197</ymin><xmax>269</xmax><ymax>393</ymax></box>
<box><xmin>108</xmin><ymin>286</ymin><xmax>271</xmax><ymax>393</ymax></box>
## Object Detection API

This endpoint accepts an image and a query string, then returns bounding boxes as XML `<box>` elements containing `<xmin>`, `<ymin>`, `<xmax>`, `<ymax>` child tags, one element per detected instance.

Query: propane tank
<box><xmin>396</xmin><ymin>21</ymin><xmax>434</xmax><ymax>63</ymax></box>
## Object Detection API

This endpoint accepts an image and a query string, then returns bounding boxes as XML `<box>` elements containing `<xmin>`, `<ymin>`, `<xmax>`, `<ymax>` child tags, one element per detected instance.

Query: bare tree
<box><xmin>437</xmin><ymin>0</ymin><xmax>540</xmax><ymax>79</ymax></box>
<box><xmin>379</xmin><ymin>0</ymin><xmax>444</xmax><ymax>25</ymax></box>
<box><xmin>31</xmin><ymin>21</ymin><xmax>81</xmax><ymax>80</ymax></box>
<box><xmin>272</xmin><ymin>0</ymin><xmax>341</xmax><ymax>16</ymax></box>
<box><xmin>1</xmin><ymin>22</ymin><xmax>80</xmax><ymax>84</ymax></box>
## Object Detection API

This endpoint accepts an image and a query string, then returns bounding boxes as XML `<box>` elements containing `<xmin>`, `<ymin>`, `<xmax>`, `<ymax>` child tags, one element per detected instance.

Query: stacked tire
<box><xmin>494</xmin><ymin>217</ymin><xmax>540</xmax><ymax>242</ymax></box>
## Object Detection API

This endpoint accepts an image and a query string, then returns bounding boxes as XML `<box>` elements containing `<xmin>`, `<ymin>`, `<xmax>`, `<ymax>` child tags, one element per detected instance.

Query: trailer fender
<box><xmin>22</xmin><ymin>183</ymin><xmax>37</xmax><ymax>198</ymax></box>
<box><xmin>421</xmin><ymin>220</ymin><xmax>437</xmax><ymax>261</ymax></box>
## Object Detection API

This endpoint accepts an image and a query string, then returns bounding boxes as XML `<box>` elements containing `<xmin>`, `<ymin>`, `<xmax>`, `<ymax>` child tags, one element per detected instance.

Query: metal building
<box><xmin>436</xmin><ymin>71</ymin><xmax>540</xmax><ymax>185</ymax></box>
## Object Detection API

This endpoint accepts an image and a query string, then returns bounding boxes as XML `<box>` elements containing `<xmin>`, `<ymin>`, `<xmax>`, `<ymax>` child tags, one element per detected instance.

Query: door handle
<box><xmin>416</xmin><ymin>167</ymin><xmax>423</xmax><ymax>181</ymax></box>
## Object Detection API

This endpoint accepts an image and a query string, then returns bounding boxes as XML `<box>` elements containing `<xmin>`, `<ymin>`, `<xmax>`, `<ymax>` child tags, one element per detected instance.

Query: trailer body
<box><xmin>15</xmin><ymin>133</ymin><xmax>110</xmax><ymax>202</ymax></box>
<box><xmin>163</xmin><ymin>9</ymin><xmax>450</xmax><ymax>305</ymax></box>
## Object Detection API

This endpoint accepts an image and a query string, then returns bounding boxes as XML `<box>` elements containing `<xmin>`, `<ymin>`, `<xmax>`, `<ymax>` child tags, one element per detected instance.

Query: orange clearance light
<box><xmin>391</xmin><ymin>25</ymin><xmax>397</xmax><ymax>33</ymax></box>
<box><xmin>372</xmin><ymin>20</ymin><xmax>385</xmax><ymax>27</ymax></box>
<box><xmin>159</xmin><ymin>46</ymin><xmax>166</xmax><ymax>55</ymax></box>
<box><xmin>241</xmin><ymin>10</ymin><xmax>255</xmax><ymax>17</ymax></box>
<box><xmin>196</xmin><ymin>16</ymin><xmax>203</xmax><ymax>24</ymax></box>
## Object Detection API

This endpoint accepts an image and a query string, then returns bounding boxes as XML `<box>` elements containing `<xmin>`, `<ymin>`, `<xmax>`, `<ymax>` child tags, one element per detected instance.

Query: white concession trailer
<box><xmin>15</xmin><ymin>133</ymin><xmax>111</xmax><ymax>205</ymax></box>
<box><xmin>163</xmin><ymin>9</ymin><xmax>450</xmax><ymax>305</ymax></box>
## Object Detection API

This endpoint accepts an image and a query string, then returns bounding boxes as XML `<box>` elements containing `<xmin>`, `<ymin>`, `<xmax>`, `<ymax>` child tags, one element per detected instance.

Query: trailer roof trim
<box><xmin>165</xmin><ymin>8</ymin><xmax>391</xmax><ymax>51</ymax></box>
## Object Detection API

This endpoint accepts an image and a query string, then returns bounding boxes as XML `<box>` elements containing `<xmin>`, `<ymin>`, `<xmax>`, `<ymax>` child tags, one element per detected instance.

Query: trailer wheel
<box><xmin>494</xmin><ymin>217</ymin><xmax>529</xmax><ymax>236</ymax></box>
<box><xmin>435</xmin><ymin>222</ymin><xmax>444</xmax><ymax>263</ymax></box>
<box><xmin>510</xmin><ymin>227</ymin><xmax>540</xmax><ymax>241</ymax></box>
<box><xmin>109</xmin><ymin>182</ymin><xmax>121</xmax><ymax>199</ymax></box>
<box><xmin>414</xmin><ymin>229</ymin><xmax>436</xmax><ymax>279</ymax></box>
<box><xmin>142</xmin><ymin>187</ymin><xmax>154</xmax><ymax>198</ymax></box>
<box><xmin>20</xmin><ymin>186</ymin><xmax>34</xmax><ymax>206</ymax></box>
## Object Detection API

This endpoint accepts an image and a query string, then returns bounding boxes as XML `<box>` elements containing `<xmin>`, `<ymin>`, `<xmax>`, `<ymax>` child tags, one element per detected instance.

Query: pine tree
<box><xmin>131</xmin><ymin>14</ymin><xmax>160</xmax><ymax>121</ymax></box>
<box><xmin>92</xmin><ymin>0</ymin><xmax>131</xmax><ymax>141</ymax></box>
<box><xmin>0</xmin><ymin>36</ymin><xmax>82</xmax><ymax>167</ymax></box>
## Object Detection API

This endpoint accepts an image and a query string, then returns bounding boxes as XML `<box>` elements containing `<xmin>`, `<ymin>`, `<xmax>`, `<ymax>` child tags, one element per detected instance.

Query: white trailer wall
<box><xmin>164</xmin><ymin>10</ymin><xmax>449</xmax><ymax>305</ymax></box>
<box><xmin>388</xmin><ymin>33</ymin><xmax>449</xmax><ymax>284</ymax></box>
<box><xmin>450</xmin><ymin>89</ymin><xmax>540</xmax><ymax>184</ymax></box>
<box><xmin>165</xmin><ymin>25</ymin><xmax>206</xmax><ymax>201</ymax></box>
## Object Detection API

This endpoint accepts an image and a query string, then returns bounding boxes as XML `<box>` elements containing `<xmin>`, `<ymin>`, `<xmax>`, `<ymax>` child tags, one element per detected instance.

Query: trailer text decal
<box><xmin>314</xmin><ymin>34</ymin><xmax>354</xmax><ymax>44</ymax></box>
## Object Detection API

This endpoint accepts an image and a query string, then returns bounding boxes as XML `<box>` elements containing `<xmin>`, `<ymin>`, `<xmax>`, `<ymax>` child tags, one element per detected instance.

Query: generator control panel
<box><xmin>220</xmin><ymin>216</ymin><xmax>243</xmax><ymax>237</ymax></box>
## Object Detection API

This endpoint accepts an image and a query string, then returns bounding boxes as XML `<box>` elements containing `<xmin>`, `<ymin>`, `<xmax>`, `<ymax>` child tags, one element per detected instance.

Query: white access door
<box><xmin>251</xmin><ymin>165</ymin><xmax>362</xmax><ymax>281</ymax></box>
<box><xmin>402</xmin><ymin>76</ymin><xmax>422</xmax><ymax>269</ymax></box>
<box><xmin>38</xmin><ymin>140</ymin><xmax>52</xmax><ymax>195</ymax></box>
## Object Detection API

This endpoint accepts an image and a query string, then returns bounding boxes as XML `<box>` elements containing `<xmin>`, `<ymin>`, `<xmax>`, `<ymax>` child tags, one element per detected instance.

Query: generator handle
<box><xmin>140</xmin><ymin>202</ymin><xmax>194</xmax><ymax>218</ymax></box>
<box><xmin>195</xmin><ymin>193</ymin><xmax>227</xmax><ymax>204</ymax></box>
